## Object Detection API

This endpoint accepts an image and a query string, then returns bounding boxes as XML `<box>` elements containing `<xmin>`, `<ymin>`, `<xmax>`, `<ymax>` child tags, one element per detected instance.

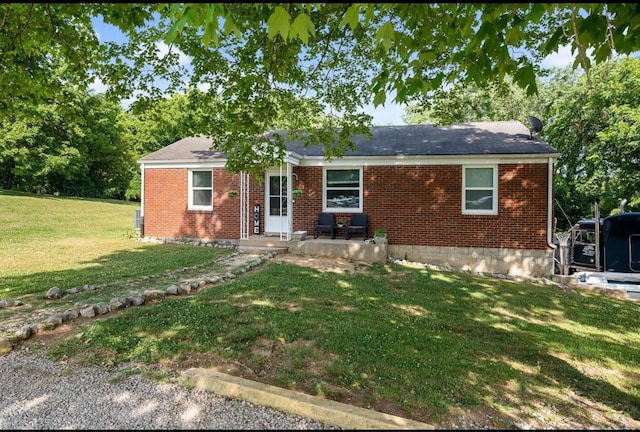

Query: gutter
<box><xmin>140</xmin><ymin>163</ymin><xmax>145</xmax><ymax>220</ymax></box>
<box><xmin>547</xmin><ymin>157</ymin><xmax>557</xmax><ymax>274</ymax></box>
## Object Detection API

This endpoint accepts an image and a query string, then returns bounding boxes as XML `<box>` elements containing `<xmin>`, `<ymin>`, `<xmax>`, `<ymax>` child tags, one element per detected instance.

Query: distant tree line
<box><xmin>0</xmin><ymin>90</ymin><xmax>195</xmax><ymax>201</ymax></box>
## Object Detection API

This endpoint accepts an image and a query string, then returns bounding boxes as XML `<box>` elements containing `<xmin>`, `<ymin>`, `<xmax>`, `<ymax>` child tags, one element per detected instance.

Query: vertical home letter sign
<box><xmin>253</xmin><ymin>205</ymin><xmax>260</xmax><ymax>234</ymax></box>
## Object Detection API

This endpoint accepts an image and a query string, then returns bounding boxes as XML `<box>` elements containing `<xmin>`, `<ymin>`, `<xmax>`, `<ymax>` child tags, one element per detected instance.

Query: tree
<box><xmin>0</xmin><ymin>3</ymin><xmax>157</xmax><ymax>117</ymax></box>
<box><xmin>2</xmin><ymin>3</ymin><xmax>639</xmax><ymax>176</ymax></box>
<box><xmin>543</xmin><ymin>57</ymin><xmax>640</xmax><ymax>226</ymax></box>
<box><xmin>0</xmin><ymin>89</ymin><xmax>133</xmax><ymax>198</ymax></box>
<box><xmin>401</xmin><ymin>78</ymin><xmax>532</xmax><ymax>126</ymax></box>
<box><xmin>119</xmin><ymin>93</ymin><xmax>202</xmax><ymax>200</ymax></box>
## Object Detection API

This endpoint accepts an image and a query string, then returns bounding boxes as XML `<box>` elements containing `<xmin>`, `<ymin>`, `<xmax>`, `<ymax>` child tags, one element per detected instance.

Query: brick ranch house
<box><xmin>137</xmin><ymin>121</ymin><xmax>561</xmax><ymax>277</ymax></box>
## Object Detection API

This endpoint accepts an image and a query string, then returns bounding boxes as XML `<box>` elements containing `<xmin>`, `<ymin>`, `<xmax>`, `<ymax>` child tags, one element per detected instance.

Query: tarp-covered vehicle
<box><xmin>555</xmin><ymin>199</ymin><xmax>640</xmax><ymax>283</ymax></box>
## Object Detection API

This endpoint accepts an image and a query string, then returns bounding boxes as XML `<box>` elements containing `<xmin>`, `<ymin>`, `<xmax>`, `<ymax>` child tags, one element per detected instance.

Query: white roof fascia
<box><xmin>296</xmin><ymin>154</ymin><xmax>560</xmax><ymax>167</ymax></box>
<box><xmin>138</xmin><ymin>153</ymin><xmax>559</xmax><ymax>169</ymax></box>
<box><xmin>284</xmin><ymin>151</ymin><xmax>302</xmax><ymax>165</ymax></box>
<box><xmin>139</xmin><ymin>161</ymin><xmax>228</xmax><ymax>169</ymax></box>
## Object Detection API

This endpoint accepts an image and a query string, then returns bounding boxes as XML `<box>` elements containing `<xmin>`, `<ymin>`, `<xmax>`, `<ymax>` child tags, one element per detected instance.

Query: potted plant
<box><xmin>373</xmin><ymin>228</ymin><xmax>388</xmax><ymax>244</ymax></box>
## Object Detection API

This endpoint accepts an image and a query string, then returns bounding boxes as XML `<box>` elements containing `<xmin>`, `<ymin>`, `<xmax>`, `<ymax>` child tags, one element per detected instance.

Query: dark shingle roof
<box><xmin>138</xmin><ymin>121</ymin><xmax>559</xmax><ymax>163</ymax></box>
<box><xmin>138</xmin><ymin>135</ymin><xmax>226</xmax><ymax>162</ymax></box>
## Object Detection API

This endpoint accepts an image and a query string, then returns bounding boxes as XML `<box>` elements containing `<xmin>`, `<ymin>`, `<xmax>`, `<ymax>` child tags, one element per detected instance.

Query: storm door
<box><xmin>264</xmin><ymin>172</ymin><xmax>287</xmax><ymax>233</ymax></box>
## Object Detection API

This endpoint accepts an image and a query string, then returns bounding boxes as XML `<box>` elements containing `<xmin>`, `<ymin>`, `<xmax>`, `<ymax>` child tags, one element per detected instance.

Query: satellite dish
<box><xmin>527</xmin><ymin>116</ymin><xmax>543</xmax><ymax>140</ymax></box>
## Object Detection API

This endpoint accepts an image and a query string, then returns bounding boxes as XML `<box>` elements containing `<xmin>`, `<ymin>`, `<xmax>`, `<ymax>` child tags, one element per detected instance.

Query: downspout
<box><xmin>547</xmin><ymin>157</ymin><xmax>557</xmax><ymax>274</ymax></box>
<box><xmin>140</xmin><ymin>163</ymin><xmax>145</xmax><ymax>237</ymax></box>
<box><xmin>286</xmin><ymin>161</ymin><xmax>292</xmax><ymax>241</ymax></box>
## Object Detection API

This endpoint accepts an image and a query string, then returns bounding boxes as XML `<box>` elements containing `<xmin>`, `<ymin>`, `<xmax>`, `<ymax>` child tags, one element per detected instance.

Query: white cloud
<box><xmin>89</xmin><ymin>77</ymin><xmax>108</xmax><ymax>94</ymax></box>
<box><xmin>196</xmin><ymin>82</ymin><xmax>211</xmax><ymax>92</ymax></box>
<box><xmin>541</xmin><ymin>44</ymin><xmax>575</xmax><ymax>69</ymax></box>
<box><xmin>156</xmin><ymin>41</ymin><xmax>190</xmax><ymax>65</ymax></box>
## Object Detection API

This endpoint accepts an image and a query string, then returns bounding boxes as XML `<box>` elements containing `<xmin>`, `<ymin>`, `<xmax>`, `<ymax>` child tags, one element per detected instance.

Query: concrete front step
<box><xmin>239</xmin><ymin>236</ymin><xmax>289</xmax><ymax>248</ymax></box>
<box><xmin>239</xmin><ymin>235</ymin><xmax>289</xmax><ymax>255</ymax></box>
<box><xmin>239</xmin><ymin>245</ymin><xmax>289</xmax><ymax>254</ymax></box>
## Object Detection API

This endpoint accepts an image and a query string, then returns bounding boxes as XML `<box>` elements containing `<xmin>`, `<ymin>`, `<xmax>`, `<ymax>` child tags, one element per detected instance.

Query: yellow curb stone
<box><xmin>0</xmin><ymin>337</ymin><xmax>13</xmax><ymax>354</ymax></box>
<box><xmin>182</xmin><ymin>368</ymin><xmax>434</xmax><ymax>430</ymax></box>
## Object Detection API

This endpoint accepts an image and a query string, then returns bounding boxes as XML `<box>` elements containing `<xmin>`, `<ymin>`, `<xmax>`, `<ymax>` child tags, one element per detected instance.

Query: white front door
<box><xmin>264</xmin><ymin>171</ymin><xmax>288</xmax><ymax>234</ymax></box>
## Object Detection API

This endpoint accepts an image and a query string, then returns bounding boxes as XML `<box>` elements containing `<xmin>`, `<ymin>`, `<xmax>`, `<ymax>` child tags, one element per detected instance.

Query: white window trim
<box><xmin>323</xmin><ymin>166</ymin><xmax>363</xmax><ymax>213</ymax></box>
<box><xmin>462</xmin><ymin>165</ymin><xmax>498</xmax><ymax>215</ymax></box>
<box><xmin>188</xmin><ymin>169</ymin><xmax>213</xmax><ymax>211</ymax></box>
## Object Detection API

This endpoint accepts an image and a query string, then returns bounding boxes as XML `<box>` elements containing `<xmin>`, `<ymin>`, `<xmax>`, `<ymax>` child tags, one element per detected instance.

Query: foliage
<box><xmin>403</xmin><ymin>78</ymin><xmax>533</xmax><ymax>126</ymax></box>
<box><xmin>0</xmin><ymin>90</ymin><xmax>134</xmax><ymax>198</ymax></box>
<box><xmin>160</xmin><ymin>3</ymin><xmax>640</xmax><ymax>175</ymax></box>
<box><xmin>3</xmin><ymin>3</ymin><xmax>639</xmax><ymax>176</ymax></box>
<box><xmin>0</xmin><ymin>3</ymin><xmax>156</xmax><ymax>117</ymax></box>
<box><xmin>542</xmin><ymin>57</ymin><xmax>640</xmax><ymax>226</ymax></box>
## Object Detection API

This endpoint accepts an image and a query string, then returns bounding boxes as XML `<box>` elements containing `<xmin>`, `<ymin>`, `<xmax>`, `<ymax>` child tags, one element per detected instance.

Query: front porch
<box><xmin>238</xmin><ymin>233</ymin><xmax>388</xmax><ymax>264</ymax></box>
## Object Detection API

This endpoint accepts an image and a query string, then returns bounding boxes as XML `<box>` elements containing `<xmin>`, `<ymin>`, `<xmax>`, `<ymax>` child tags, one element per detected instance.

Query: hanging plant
<box><xmin>292</xmin><ymin>189</ymin><xmax>303</xmax><ymax>196</ymax></box>
<box><xmin>227</xmin><ymin>190</ymin><xmax>238</xmax><ymax>197</ymax></box>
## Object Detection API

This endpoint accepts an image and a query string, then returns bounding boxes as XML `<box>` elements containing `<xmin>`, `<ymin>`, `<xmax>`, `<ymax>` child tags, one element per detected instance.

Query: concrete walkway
<box><xmin>182</xmin><ymin>368</ymin><xmax>434</xmax><ymax>430</ymax></box>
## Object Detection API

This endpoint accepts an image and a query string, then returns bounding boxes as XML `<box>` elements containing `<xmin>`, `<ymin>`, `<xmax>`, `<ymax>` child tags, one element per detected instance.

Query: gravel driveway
<box><xmin>0</xmin><ymin>344</ymin><xmax>339</xmax><ymax>430</ymax></box>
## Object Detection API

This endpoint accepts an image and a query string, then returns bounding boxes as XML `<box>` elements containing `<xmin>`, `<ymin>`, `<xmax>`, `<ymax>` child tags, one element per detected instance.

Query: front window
<box><xmin>324</xmin><ymin>168</ymin><xmax>362</xmax><ymax>212</ymax></box>
<box><xmin>462</xmin><ymin>166</ymin><xmax>497</xmax><ymax>215</ymax></box>
<box><xmin>188</xmin><ymin>169</ymin><xmax>212</xmax><ymax>210</ymax></box>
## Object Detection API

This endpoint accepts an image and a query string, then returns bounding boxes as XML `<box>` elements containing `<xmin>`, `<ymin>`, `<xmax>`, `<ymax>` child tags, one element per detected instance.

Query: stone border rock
<box><xmin>0</xmin><ymin>252</ymin><xmax>276</xmax><ymax>354</ymax></box>
<box><xmin>0</xmin><ymin>299</ymin><xmax>23</xmax><ymax>309</ymax></box>
<box><xmin>43</xmin><ymin>251</ymin><xmax>253</xmax><ymax>301</ymax></box>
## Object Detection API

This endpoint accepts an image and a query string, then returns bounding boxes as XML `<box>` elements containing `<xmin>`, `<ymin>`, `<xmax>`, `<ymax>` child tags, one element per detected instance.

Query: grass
<box><xmin>0</xmin><ymin>189</ymin><xmax>234</xmax><ymax>325</ymax></box>
<box><xmin>2</xmin><ymin>189</ymin><xmax>640</xmax><ymax>428</ymax></box>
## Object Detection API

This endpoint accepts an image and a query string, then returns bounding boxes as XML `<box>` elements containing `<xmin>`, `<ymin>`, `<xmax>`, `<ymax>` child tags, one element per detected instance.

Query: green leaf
<box><xmin>223</xmin><ymin>13</ymin><xmax>241</xmax><ymax>38</ymax></box>
<box><xmin>202</xmin><ymin>16</ymin><xmax>219</xmax><ymax>48</ymax></box>
<box><xmin>373</xmin><ymin>91</ymin><xmax>387</xmax><ymax>107</ymax></box>
<box><xmin>166</xmin><ymin>7</ymin><xmax>190</xmax><ymax>43</ymax></box>
<box><xmin>290</xmin><ymin>13</ymin><xmax>315</xmax><ymax>44</ymax></box>
<box><xmin>513</xmin><ymin>64</ymin><xmax>538</xmax><ymax>96</ymax></box>
<box><xmin>376</xmin><ymin>22</ymin><xmax>395</xmax><ymax>51</ymax></box>
<box><xmin>267</xmin><ymin>6</ymin><xmax>292</xmax><ymax>40</ymax></box>
<box><xmin>340</xmin><ymin>4</ymin><xmax>361</xmax><ymax>30</ymax></box>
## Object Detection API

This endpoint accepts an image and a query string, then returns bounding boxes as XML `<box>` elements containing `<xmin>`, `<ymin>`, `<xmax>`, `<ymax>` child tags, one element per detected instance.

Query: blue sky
<box><xmin>92</xmin><ymin>18</ymin><xmax>575</xmax><ymax>126</ymax></box>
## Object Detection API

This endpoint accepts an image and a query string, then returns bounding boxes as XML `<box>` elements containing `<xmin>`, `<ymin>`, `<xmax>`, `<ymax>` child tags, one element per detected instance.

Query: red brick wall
<box><xmin>143</xmin><ymin>163</ymin><xmax>552</xmax><ymax>250</ymax></box>
<box><xmin>291</xmin><ymin>164</ymin><xmax>551</xmax><ymax>250</ymax></box>
<box><xmin>143</xmin><ymin>168</ymin><xmax>264</xmax><ymax>240</ymax></box>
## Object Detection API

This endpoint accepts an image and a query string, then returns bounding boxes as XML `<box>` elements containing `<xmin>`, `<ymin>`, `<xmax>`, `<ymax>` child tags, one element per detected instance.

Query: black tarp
<box><xmin>603</xmin><ymin>213</ymin><xmax>640</xmax><ymax>273</ymax></box>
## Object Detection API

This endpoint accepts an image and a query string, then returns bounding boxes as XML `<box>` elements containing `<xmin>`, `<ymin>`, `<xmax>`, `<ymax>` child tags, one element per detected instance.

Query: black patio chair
<box><xmin>345</xmin><ymin>213</ymin><xmax>369</xmax><ymax>240</ymax></box>
<box><xmin>314</xmin><ymin>213</ymin><xmax>336</xmax><ymax>239</ymax></box>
